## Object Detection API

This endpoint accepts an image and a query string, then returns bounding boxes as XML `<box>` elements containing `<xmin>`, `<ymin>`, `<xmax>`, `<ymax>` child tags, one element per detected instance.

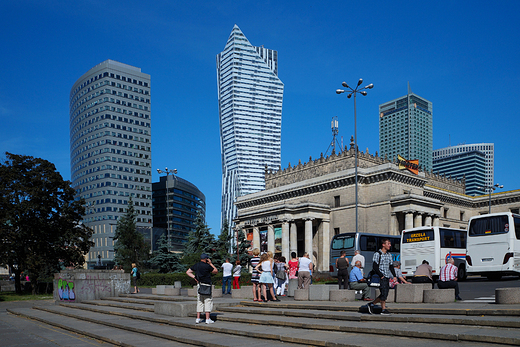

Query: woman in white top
<box><xmin>297</xmin><ymin>252</ymin><xmax>313</xmax><ymax>289</ymax></box>
<box><xmin>255</xmin><ymin>253</ymin><xmax>279</xmax><ymax>302</ymax></box>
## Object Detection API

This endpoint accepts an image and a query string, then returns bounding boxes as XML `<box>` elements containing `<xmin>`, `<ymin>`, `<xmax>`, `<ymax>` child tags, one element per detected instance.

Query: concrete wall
<box><xmin>54</xmin><ymin>269</ymin><xmax>130</xmax><ymax>303</ymax></box>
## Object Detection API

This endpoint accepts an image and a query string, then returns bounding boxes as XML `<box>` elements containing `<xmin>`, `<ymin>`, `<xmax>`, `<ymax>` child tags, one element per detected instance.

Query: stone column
<box><xmin>305</xmin><ymin>218</ymin><xmax>313</xmax><ymax>257</ymax></box>
<box><xmin>290</xmin><ymin>221</ymin><xmax>297</xmax><ymax>255</ymax></box>
<box><xmin>267</xmin><ymin>224</ymin><xmax>275</xmax><ymax>253</ymax></box>
<box><xmin>282</xmin><ymin>221</ymin><xmax>290</xmax><ymax>262</ymax></box>
<box><xmin>433</xmin><ymin>214</ymin><xmax>440</xmax><ymax>226</ymax></box>
<box><xmin>320</xmin><ymin>220</ymin><xmax>330</xmax><ymax>272</ymax></box>
<box><xmin>253</xmin><ymin>226</ymin><xmax>260</xmax><ymax>250</ymax></box>
<box><xmin>425</xmin><ymin>214</ymin><xmax>432</xmax><ymax>227</ymax></box>
<box><xmin>390</xmin><ymin>213</ymin><xmax>398</xmax><ymax>235</ymax></box>
<box><xmin>414</xmin><ymin>213</ymin><xmax>423</xmax><ymax>228</ymax></box>
<box><xmin>405</xmin><ymin>211</ymin><xmax>414</xmax><ymax>230</ymax></box>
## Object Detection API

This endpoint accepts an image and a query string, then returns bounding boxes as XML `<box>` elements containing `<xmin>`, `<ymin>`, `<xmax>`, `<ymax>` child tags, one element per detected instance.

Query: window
<box><xmin>334</xmin><ymin>196</ymin><xmax>340</xmax><ymax>208</ymax></box>
<box><xmin>469</xmin><ymin>215</ymin><xmax>509</xmax><ymax>236</ymax></box>
<box><xmin>334</xmin><ymin>227</ymin><xmax>340</xmax><ymax>236</ymax></box>
<box><xmin>460</xmin><ymin>211</ymin><xmax>464</xmax><ymax>221</ymax></box>
<box><xmin>331</xmin><ymin>234</ymin><xmax>354</xmax><ymax>249</ymax></box>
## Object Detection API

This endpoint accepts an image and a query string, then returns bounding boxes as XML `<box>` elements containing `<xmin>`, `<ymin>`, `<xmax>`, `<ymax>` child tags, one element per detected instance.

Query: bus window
<box><xmin>454</xmin><ymin>231</ymin><xmax>467</xmax><ymax>249</ymax></box>
<box><xmin>390</xmin><ymin>238</ymin><xmax>400</xmax><ymax>252</ymax></box>
<box><xmin>360</xmin><ymin>235</ymin><xmax>378</xmax><ymax>251</ymax></box>
<box><xmin>515</xmin><ymin>217</ymin><xmax>520</xmax><ymax>240</ymax></box>
<box><xmin>440</xmin><ymin>229</ymin><xmax>455</xmax><ymax>248</ymax></box>
<box><xmin>469</xmin><ymin>215</ymin><xmax>509</xmax><ymax>236</ymax></box>
<box><xmin>331</xmin><ymin>235</ymin><xmax>355</xmax><ymax>250</ymax></box>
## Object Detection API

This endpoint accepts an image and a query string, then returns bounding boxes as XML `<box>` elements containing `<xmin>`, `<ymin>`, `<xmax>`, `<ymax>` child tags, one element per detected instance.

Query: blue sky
<box><xmin>1</xmin><ymin>1</ymin><xmax>519</xmax><ymax>234</ymax></box>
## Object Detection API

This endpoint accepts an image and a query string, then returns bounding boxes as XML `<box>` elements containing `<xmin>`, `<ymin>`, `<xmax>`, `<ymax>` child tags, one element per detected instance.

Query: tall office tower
<box><xmin>152</xmin><ymin>175</ymin><xmax>206</xmax><ymax>251</ymax></box>
<box><xmin>379</xmin><ymin>84</ymin><xmax>433</xmax><ymax>172</ymax></box>
<box><xmin>217</xmin><ymin>25</ymin><xmax>284</xmax><ymax>231</ymax></box>
<box><xmin>433</xmin><ymin>150</ymin><xmax>486</xmax><ymax>196</ymax></box>
<box><xmin>433</xmin><ymin>143</ymin><xmax>494</xmax><ymax>193</ymax></box>
<box><xmin>70</xmin><ymin>60</ymin><xmax>152</xmax><ymax>268</ymax></box>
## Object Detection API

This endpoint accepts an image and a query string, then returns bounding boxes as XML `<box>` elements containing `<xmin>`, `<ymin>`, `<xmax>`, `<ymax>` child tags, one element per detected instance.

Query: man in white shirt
<box><xmin>297</xmin><ymin>252</ymin><xmax>313</xmax><ymax>289</ymax></box>
<box><xmin>351</xmin><ymin>250</ymin><xmax>365</xmax><ymax>274</ymax></box>
<box><xmin>221</xmin><ymin>258</ymin><xmax>233</xmax><ymax>295</ymax></box>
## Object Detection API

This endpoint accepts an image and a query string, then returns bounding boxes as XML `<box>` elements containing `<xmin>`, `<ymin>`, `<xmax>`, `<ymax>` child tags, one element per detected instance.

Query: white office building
<box><xmin>70</xmin><ymin>60</ymin><xmax>152</xmax><ymax>268</ymax></box>
<box><xmin>433</xmin><ymin>143</ymin><xmax>494</xmax><ymax>191</ymax></box>
<box><xmin>217</xmin><ymin>25</ymin><xmax>284</xmax><ymax>232</ymax></box>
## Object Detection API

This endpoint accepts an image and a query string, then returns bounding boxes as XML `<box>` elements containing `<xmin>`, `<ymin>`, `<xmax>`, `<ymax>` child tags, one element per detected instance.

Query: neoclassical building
<box><xmin>234</xmin><ymin>140</ymin><xmax>520</xmax><ymax>273</ymax></box>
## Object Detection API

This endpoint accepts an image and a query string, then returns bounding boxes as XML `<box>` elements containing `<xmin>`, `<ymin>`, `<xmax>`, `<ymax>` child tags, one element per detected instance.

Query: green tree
<box><xmin>181</xmin><ymin>211</ymin><xmax>215</xmax><ymax>267</ymax></box>
<box><xmin>149</xmin><ymin>234</ymin><xmax>184</xmax><ymax>273</ymax></box>
<box><xmin>233</xmin><ymin>229</ymin><xmax>251</xmax><ymax>267</ymax></box>
<box><xmin>0</xmin><ymin>152</ymin><xmax>93</xmax><ymax>294</ymax></box>
<box><xmin>213</xmin><ymin>219</ymin><xmax>232</xmax><ymax>267</ymax></box>
<box><xmin>113</xmin><ymin>197</ymin><xmax>149</xmax><ymax>271</ymax></box>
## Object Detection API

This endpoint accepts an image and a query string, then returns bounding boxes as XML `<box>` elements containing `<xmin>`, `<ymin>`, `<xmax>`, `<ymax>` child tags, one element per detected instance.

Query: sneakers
<box><xmin>195</xmin><ymin>318</ymin><xmax>202</xmax><ymax>324</ymax></box>
<box><xmin>367</xmin><ymin>303</ymin><xmax>374</xmax><ymax>314</ymax></box>
<box><xmin>381</xmin><ymin>309</ymin><xmax>391</xmax><ymax>315</ymax></box>
<box><xmin>456</xmin><ymin>296</ymin><xmax>463</xmax><ymax>301</ymax></box>
<box><xmin>205</xmin><ymin>318</ymin><xmax>215</xmax><ymax>324</ymax></box>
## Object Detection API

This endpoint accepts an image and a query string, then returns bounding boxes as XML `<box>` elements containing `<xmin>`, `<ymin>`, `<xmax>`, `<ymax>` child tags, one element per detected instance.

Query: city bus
<box><xmin>466</xmin><ymin>212</ymin><xmax>520</xmax><ymax>280</ymax></box>
<box><xmin>400</xmin><ymin>226</ymin><xmax>467</xmax><ymax>280</ymax></box>
<box><xmin>329</xmin><ymin>232</ymin><xmax>400</xmax><ymax>277</ymax></box>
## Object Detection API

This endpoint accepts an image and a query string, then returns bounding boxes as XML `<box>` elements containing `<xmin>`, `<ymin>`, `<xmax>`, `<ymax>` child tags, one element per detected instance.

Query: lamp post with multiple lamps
<box><xmin>336</xmin><ymin>79</ymin><xmax>373</xmax><ymax>234</ymax></box>
<box><xmin>479</xmin><ymin>183</ymin><xmax>504</xmax><ymax>214</ymax></box>
<box><xmin>157</xmin><ymin>168</ymin><xmax>177</xmax><ymax>251</ymax></box>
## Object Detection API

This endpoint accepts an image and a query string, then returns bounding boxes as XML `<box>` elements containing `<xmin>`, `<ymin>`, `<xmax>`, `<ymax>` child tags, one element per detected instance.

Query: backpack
<box><xmin>275</xmin><ymin>263</ymin><xmax>286</xmax><ymax>281</ymax></box>
<box><xmin>367</xmin><ymin>251</ymin><xmax>382</xmax><ymax>287</ymax></box>
<box><xmin>136</xmin><ymin>270</ymin><xmax>141</xmax><ymax>280</ymax></box>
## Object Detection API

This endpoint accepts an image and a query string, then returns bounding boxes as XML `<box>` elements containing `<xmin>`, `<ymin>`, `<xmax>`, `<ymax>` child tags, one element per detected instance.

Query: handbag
<box><xmin>198</xmin><ymin>283</ymin><xmax>212</xmax><ymax>296</ymax></box>
<box><xmin>276</xmin><ymin>267</ymin><xmax>286</xmax><ymax>281</ymax></box>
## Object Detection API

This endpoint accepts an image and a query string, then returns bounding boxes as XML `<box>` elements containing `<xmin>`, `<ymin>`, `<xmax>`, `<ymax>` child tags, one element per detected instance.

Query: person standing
<box><xmin>351</xmin><ymin>250</ymin><xmax>365</xmax><ymax>273</ymax></box>
<box><xmin>232</xmin><ymin>259</ymin><xmax>242</xmax><ymax>290</ymax></box>
<box><xmin>336</xmin><ymin>251</ymin><xmax>350</xmax><ymax>289</ymax></box>
<box><xmin>130</xmin><ymin>263</ymin><xmax>139</xmax><ymax>294</ymax></box>
<box><xmin>250</xmin><ymin>248</ymin><xmax>261</xmax><ymax>302</ymax></box>
<box><xmin>221</xmin><ymin>258</ymin><xmax>233</xmax><ymax>295</ymax></box>
<box><xmin>288</xmin><ymin>252</ymin><xmax>299</xmax><ymax>280</ymax></box>
<box><xmin>297</xmin><ymin>252</ymin><xmax>313</xmax><ymax>289</ymax></box>
<box><xmin>437</xmin><ymin>258</ymin><xmax>462</xmax><ymax>300</ymax></box>
<box><xmin>366</xmin><ymin>238</ymin><xmax>396</xmax><ymax>315</ymax></box>
<box><xmin>255</xmin><ymin>252</ymin><xmax>279</xmax><ymax>302</ymax></box>
<box><xmin>275</xmin><ymin>256</ymin><xmax>288</xmax><ymax>296</ymax></box>
<box><xmin>349</xmin><ymin>260</ymin><xmax>371</xmax><ymax>301</ymax></box>
<box><xmin>186</xmin><ymin>254</ymin><xmax>218</xmax><ymax>324</ymax></box>
<box><xmin>412</xmin><ymin>260</ymin><xmax>434</xmax><ymax>288</ymax></box>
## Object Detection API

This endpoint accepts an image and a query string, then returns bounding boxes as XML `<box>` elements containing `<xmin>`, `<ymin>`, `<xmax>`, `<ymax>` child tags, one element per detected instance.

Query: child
<box><xmin>233</xmin><ymin>259</ymin><xmax>242</xmax><ymax>289</ymax></box>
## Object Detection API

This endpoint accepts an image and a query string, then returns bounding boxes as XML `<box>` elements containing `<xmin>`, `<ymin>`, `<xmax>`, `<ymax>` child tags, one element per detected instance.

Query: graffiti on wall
<box><xmin>58</xmin><ymin>278</ymin><xmax>76</xmax><ymax>301</ymax></box>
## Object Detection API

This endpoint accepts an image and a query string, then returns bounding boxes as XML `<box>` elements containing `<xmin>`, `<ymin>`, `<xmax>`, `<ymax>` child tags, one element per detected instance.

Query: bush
<box><xmin>139</xmin><ymin>272</ymin><xmax>252</xmax><ymax>287</ymax></box>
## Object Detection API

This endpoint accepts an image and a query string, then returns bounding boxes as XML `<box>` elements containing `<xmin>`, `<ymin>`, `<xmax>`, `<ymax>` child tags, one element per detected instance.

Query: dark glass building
<box><xmin>152</xmin><ymin>175</ymin><xmax>205</xmax><ymax>251</ymax></box>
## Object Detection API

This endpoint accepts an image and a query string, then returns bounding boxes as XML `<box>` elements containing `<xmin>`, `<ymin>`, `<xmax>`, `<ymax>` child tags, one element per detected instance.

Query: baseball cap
<box><xmin>200</xmin><ymin>253</ymin><xmax>209</xmax><ymax>259</ymax></box>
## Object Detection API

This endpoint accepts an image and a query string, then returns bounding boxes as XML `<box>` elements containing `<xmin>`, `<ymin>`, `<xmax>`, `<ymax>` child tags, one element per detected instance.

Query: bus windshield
<box><xmin>331</xmin><ymin>235</ymin><xmax>355</xmax><ymax>250</ymax></box>
<box><xmin>469</xmin><ymin>215</ymin><xmax>509</xmax><ymax>236</ymax></box>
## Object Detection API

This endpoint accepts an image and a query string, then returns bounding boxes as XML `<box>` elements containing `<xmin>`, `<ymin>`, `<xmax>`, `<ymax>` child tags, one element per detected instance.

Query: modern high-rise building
<box><xmin>433</xmin><ymin>143</ymin><xmax>494</xmax><ymax>192</ymax></box>
<box><xmin>69</xmin><ymin>60</ymin><xmax>152</xmax><ymax>268</ymax></box>
<box><xmin>379</xmin><ymin>84</ymin><xmax>433</xmax><ymax>172</ymax></box>
<box><xmin>217</xmin><ymin>25</ymin><xmax>284</xmax><ymax>231</ymax></box>
<box><xmin>433</xmin><ymin>150</ymin><xmax>486</xmax><ymax>196</ymax></box>
<box><xmin>152</xmin><ymin>175</ymin><xmax>206</xmax><ymax>251</ymax></box>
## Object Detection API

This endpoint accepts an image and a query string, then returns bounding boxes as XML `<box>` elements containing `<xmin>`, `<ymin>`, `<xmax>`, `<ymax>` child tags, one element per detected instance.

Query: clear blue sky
<box><xmin>1</xmin><ymin>1</ymin><xmax>519</xmax><ymax>234</ymax></box>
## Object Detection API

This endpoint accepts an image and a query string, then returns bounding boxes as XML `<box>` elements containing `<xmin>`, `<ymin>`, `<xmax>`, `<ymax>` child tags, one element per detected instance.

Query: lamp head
<box><xmin>342</xmin><ymin>82</ymin><xmax>349</xmax><ymax>88</ymax></box>
<box><xmin>357</xmin><ymin>78</ymin><xmax>363</xmax><ymax>86</ymax></box>
<box><xmin>366</xmin><ymin>83</ymin><xmax>374</xmax><ymax>89</ymax></box>
<box><xmin>360</xmin><ymin>91</ymin><xmax>367</xmax><ymax>96</ymax></box>
<box><xmin>347</xmin><ymin>93</ymin><xmax>352</xmax><ymax>99</ymax></box>
<box><xmin>336</xmin><ymin>89</ymin><xmax>344</xmax><ymax>94</ymax></box>
<box><xmin>173</xmin><ymin>169</ymin><xmax>178</xmax><ymax>174</ymax></box>
<box><xmin>157</xmin><ymin>169</ymin><xmax>163</xmax><ymax>173</ymax></box>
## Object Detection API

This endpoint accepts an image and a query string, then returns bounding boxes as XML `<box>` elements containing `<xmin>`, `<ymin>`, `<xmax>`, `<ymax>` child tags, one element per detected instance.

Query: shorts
<box><xmin>197</xmin><ymin>285</ymin><xmax>213</xmax><ymax>313</ymax></box>
<box><xmin>132</xmin><ymin>277</ymin><xmax>137</xmax><ymax>287</ymax></box>
<box><xmin>378</xmin><ymin>277</ymin><xmax>390</xmax><ymax>301</ymax></box>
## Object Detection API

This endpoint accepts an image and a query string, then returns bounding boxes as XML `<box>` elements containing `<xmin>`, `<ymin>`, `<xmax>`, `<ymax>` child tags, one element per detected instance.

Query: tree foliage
<box><xmin>113</xmin><ymin>197</ymin><xmax>149</xmax><ymax>271</ymax></box>
<box><xmin>233</xmin><ymin>229</ymin><xmax>251</xmax><ymax>267</ymax></box>
<box><xmin>148</xmin><ymin>234</ymin><xmax>184</xmax><ymax>273</ymax></box>
<box><xmin>0</xmin><ymin>152</ymin><xmax>93</xmax><ymax>294</ymax></box>
<box><xmin>212</xmin><ymin>219</ymin><xmax>232</xmax><ymax>267</ymax></box>
<box><xmin>181</xmin><ymin>211</ymin><xmax>216</xmax><ymax>267</ymax></box>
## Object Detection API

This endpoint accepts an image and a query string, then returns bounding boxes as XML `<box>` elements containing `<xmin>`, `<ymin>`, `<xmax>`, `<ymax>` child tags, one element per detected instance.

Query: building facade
<box><xmin>433</xmin><ymin>150</ymin><xmax>486</xmax><ymax>196</ymax></box>
<box><xmin>433</xmin><ymin>143</ymin><xmax>494</xmax><ymax>192</ymax></box>
<box><xmin>379</xmin><ymin>84</ymin><xmax>433</xmax><ymax>172</ymax></box>
<box><xmin>152</xmin><ymin>175</ymin><xmax>206</xmax><ymax>251</ymax></box>
<box><xmin>69</xmin><ymin>60</ymin><xmax>152</xmax><ymax>268</ymax></box>
<box><xmin>234</xmin><ymin>141</ymin><xmax>520</xmax><ymax>273</ymax></box>
<box><xmin>217</xmin><ymin>25</ymin><xmax>284</xmax><ymax>232</ymax></box>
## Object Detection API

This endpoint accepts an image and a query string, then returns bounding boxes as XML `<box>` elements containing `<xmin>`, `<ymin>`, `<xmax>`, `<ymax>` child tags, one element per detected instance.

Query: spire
<box><xmin>407</xmin><ymin>81</ymin><xmax>412</xmax><ymax>95</ymax></box>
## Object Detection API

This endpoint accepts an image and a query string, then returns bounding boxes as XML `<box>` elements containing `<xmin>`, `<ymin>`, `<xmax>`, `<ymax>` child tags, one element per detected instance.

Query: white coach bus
<box><xmin>466</xmin><ymin>212</ymin><xmax>520</xmax><ymax>280</ymax></box>
<box><xmin>400</xmin><ymin>226</ymin><xmax>467</xmax><ymax>280</ymax></box>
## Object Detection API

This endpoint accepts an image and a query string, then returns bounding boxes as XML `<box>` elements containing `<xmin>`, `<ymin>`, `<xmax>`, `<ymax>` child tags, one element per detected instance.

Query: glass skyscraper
<box><xmin>217</xmin><ymin>25</ymin><xmax>284</xmax><ymax>231</ymax></box>
<box><xmin>433</xmin><ymin>150</ymin><xmax>486</xmax><ymax>196</ymax></box>
<box><xmin>70</xmin><ymin>60</ymin><xmax>152</xmax><ymax>268</ymax></box>
<box><xmin>379</xmin><ymin>84</ymin><xmax>433</xmax><ymax>172</ymax></box>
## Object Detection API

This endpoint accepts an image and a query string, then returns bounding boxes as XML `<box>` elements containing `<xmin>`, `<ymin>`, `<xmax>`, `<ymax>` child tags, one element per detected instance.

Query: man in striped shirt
<box><xmin>437</xmin><ymin>258</ymin><xmax>462</xmax><ymax>301</ymax></box>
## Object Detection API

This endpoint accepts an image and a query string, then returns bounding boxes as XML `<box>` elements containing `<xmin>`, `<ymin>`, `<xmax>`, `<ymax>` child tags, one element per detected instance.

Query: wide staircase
<box><xmin>7</xmin><ymin>294</ymin><xmax>520</xmax><ymax>347</ymax></box>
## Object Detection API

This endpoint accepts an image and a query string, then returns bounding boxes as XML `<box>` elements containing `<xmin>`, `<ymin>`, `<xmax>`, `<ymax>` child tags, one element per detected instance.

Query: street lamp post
<box><xmin>336</xmin><ymin>79</ymin><xmax>373</xmax><ymax>234</ymax></box>
<box><xmin>479</xmin><ymin>183</ymin><xmax>504</xmax><ymax>214</ymax></box>
<box><xmin>157</xmin><ymin>168</ymin><xmax>177</xmax><ymax>251</ymax></box>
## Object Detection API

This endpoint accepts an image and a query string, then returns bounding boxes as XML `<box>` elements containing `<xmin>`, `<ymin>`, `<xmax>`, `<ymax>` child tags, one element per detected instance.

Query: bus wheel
<box><xmin>486</xmin><ymin>273</ymin><xmax>502</xmax><ymax>281</ymax></box>
<box><xmin>458</xmin><ymin>266</ymin><xmax>467</xmax><ymax>281</ymax></box>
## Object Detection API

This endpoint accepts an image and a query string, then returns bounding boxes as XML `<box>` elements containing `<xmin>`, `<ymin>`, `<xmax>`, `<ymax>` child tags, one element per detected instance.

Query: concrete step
<box><xmin>38</xmin><ymin>301</ymin><xmax>516</xmax><ymax>347</ymax></box>
<box><xmin>81</xmin><ymin>299</ymin><xmax>155</xmax><ymax>312</ymax></box>
<box><xmin>118</xmin><ymin>293</ymin><xmax>196</xmax><ymax>302</ymax></box>
<box><xmin>220</xmin><ymin>305</ymin><xmax>520</xmax><ymax>328</ymax></box>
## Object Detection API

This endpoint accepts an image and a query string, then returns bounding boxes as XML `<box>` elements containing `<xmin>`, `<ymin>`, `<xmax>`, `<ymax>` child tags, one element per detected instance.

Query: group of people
<box><xmin>221</xmin><ymin>258</ymin><xmax>242</xmax><ymax>295</ymax></box>
<box><xmin>412</xmin><ymin>258</ymin><xmax>462</xmax><ymax>300</ymax></box>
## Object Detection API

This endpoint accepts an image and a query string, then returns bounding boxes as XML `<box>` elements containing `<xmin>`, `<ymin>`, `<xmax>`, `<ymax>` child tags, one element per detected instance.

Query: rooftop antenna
<box><xmin>325</xmin><ymin>116</ymin><xmax>342</xmax><ymax>156</ymax></box>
